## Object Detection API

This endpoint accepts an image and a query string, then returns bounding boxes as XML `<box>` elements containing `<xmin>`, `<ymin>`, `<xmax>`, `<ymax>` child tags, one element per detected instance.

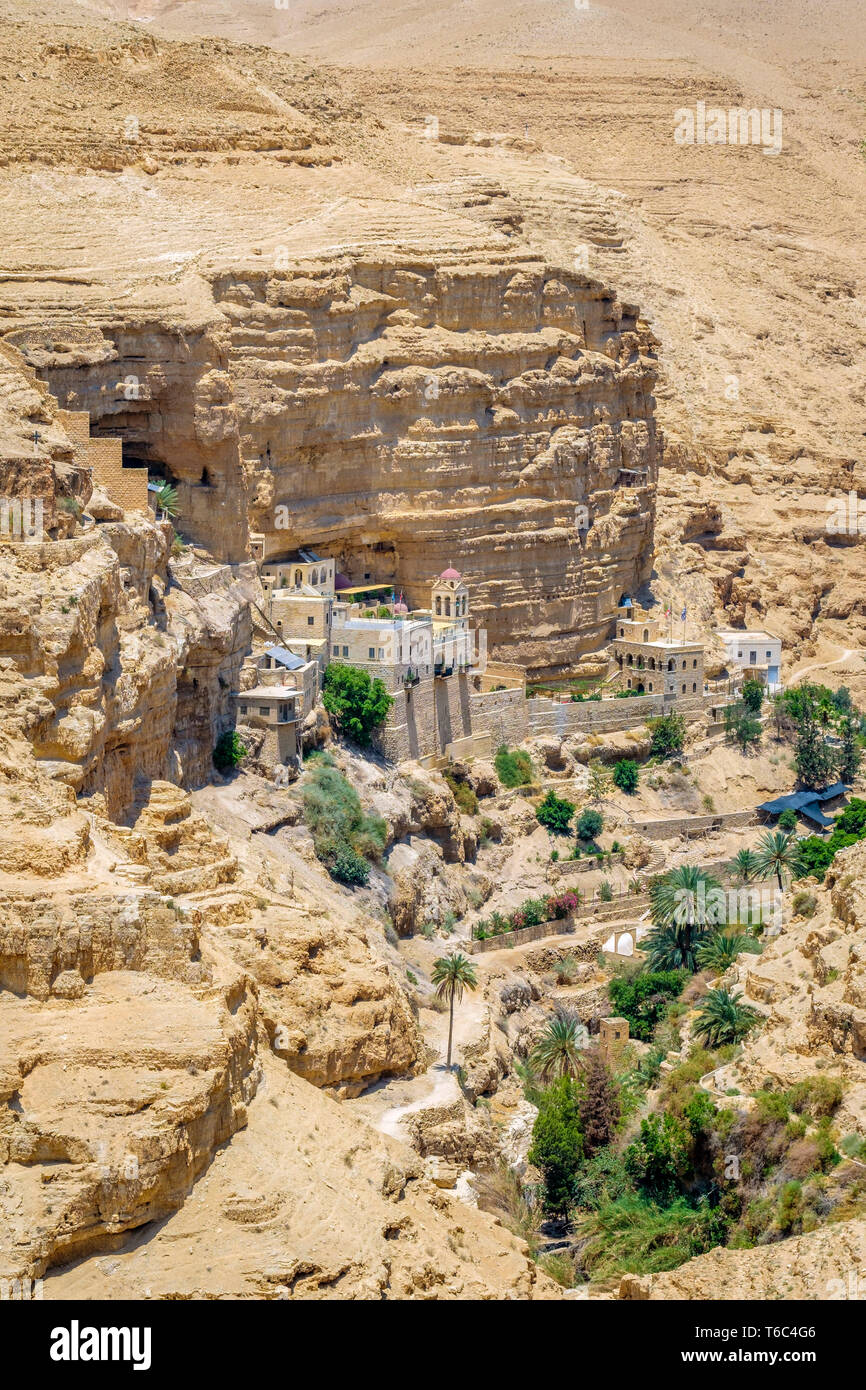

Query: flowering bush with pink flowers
<box><xmin>472</xmin><ymin>889</ymin><xmax>582</xmax><ymax>940</ymax></box>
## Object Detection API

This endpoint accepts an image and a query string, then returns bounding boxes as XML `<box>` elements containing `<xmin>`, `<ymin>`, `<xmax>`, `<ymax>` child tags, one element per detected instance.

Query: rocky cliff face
<box><xmin>0</xmin><ymin>5</ymin><xmax>660</xmax><ymax>680</ymax></box>
<box><xmin>18</xmin><ymin>245</ymin><xmax>658</xmax><ymax>677</ymax></box>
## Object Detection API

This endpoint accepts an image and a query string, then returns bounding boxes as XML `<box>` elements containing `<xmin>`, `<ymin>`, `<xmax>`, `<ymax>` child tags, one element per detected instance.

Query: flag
<box><xmin>681</xmin><ymin>606</ymin><xmax>687</xmax><ymax>623</ymax></box>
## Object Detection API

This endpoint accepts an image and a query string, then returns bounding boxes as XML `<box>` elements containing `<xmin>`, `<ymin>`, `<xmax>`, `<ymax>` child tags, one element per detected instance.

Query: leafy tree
<box><xmin>693</xmin><ymin>988</ymin><xmax>761</xmax><ymax>1047</ymax></box>
<box><xmin>578</xmin><ymin>1048</ymin><xmax>621</xmax><ymax>1159</ymax></box>
<box><xmin>832</xmin><ymin>686</ymin><xmax>852</xmax><ymax>714</ymax></box>
<box><xmin>625</xmin><ymin>1113</ymin><xmax>690</xmax><ymax>1204</ymax></box>
<box><xmin>587</xmin><ymin>760</ymin><xmax>612</xmax><ymax>802</ymax></box>
<box><xmin>771</xmin><ymin>692</ymin><xmax>795</xmax><ymax>739</ymax></box>
<box><xmin>613</xmin><ymin>759</ymin><xmax>639</xmax><ymax>794</ymax></box>
<box><xmin>733</xmin><ymin>848</ymin><xmax>758</xmax><ymax>884</ymax></box>
<box><xmin>725</xmin><ymin>701</ymin><xmax>762</xmax><ymax>752</ymax></box>
<box><xmin>793</xmin><ymin>836</ymin><xmax>836</xmax><ymax>882</ymax></box>
<box><xmin>431</xmin><ymin>953</ymin><xmax>478</xmax><ymax>1069</ymax></box>
<box><xmin>536</xmin><ymin>789</ymin><xmax>576</xmax><ymax>836</ymax></box>
<box><xmin>530</xmin><ymin>1010</ymin><xmax>588</xmax><ymax>1082</ymax></box>
<box><xmin>322</xmin><ymin>663</ymin><xmax>393</xmax><ymax>746</ymax></box>
<box><xmin>576</xmin><ymin>807</ymin><xmax>603</xmax><ymax>842</ymax></box>
<box><xmin>647</xmin><ymin>711</ymin><xmax>686</xmax><ymax>759</ymax></box>
<box><xmin>837</xmin><ymin>710</ymin><xmax>862</xmax><ymax>783</ymax></box>
<box><xmin>696</xmin><ymin>930</ymin><xmax>761</xmax><ymax>974</ymax></box>
<box><xmin>831</xmin><ymin>798</ymin><xmax>866</xmax><ymax>838</ymax></box>
<box><xmin>572</xmin><ymin>1149</ymin><xmax>634</xmax><ymax>1211</ymax></box>
<box><xmin>213</xmin><ymin>730</ymin><xmax>246</xmax><ymax>772</ymax></box>
<box><xmin>754</xmin><ymin>829</ymin><xmax>801</xmax><ymax>892</ymax></box>
<box><xmin>608</xmin><ymin>970</ymin><xmax>685</xmax><ymax>1041</ymax></box>
<box><xmin>790</xmin><ymin>684</ymin><xmax>839</xmax><ymax>789</ymax></box>
<box><xmin>528</xmin><ymin>1076</ymin><xmax>584</xmax><ymax>1214</ymax></box>
<box><xmin>741</xmin><ymin>677</ymin><xmax>765</xmax><ymax>714</ymax></box>
<box><xmin>777</xmin><ymin>808</ymin><xmax>798</xmax><ymax>832</ymax></box>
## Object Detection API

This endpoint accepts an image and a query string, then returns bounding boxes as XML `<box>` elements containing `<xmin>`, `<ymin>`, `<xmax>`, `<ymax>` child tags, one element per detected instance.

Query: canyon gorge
<box><xmin>0</xmin><ymin>0</ymin><xmax>864</xmax><ymax>1314</ymax></box>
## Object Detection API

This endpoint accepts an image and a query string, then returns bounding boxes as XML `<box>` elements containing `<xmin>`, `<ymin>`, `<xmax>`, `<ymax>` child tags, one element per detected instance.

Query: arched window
<box><xmin>643</xmin><ymin>629</ymin><xmax>649</xmax><ymax>642</ymax></box>
<box><xmin>445</xmin><ymin>597</ymin><xmax>451</xmax><ymax>617</ymax></box>
<box><xmin>294</xmin><ymin>569</ymin><xmax>302</xmax><ymax>587</ymax></box>
<box><xmin>310</xmin><ymin>569</ymin><xmax>318</xmax><ymax>586</ymax></box>
<box><xmin>668</xmin><ymin>658</ymin><xmax>675</xmax><ymax>671</ymax></box>
<box><xmin>435</xmin><ymin>596</ymin><xmax>441</xmax><ymax>615</ymax></box>
<box><xmin>692</xmin><ymin>682</ymin><xmax>697</xmax><ymax>692</ymax></box>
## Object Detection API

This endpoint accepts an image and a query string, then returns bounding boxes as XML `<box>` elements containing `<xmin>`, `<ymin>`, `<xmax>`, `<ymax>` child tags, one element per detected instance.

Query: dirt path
<box><xmin>350</xmin><ymin>986</ymin><xmax>489</xmax><ymax>1141</ymax></box>
<box><xmin>788</xmin><ymin>646</ymin><xmax>857</xmax><ymax>687</ymax></box>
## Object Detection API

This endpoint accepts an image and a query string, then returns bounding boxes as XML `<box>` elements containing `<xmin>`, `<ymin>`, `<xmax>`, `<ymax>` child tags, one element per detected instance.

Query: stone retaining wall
<box><xmin>527</xmin><ymin>691</ymin><xmax>721</xmax><ymax>738</ymax></box>
<box><xmin>468</xmin><ymin>917</ymin><xmax>576</xmax><ymax>954</ymax></box>
<box><xmin>548</xmin><ymin>853</ymin><xmax>627</xmax><ymax>879</ymax></box>
<box><xmin>632</xmin><ymin>809</ymin><xmax>757</xmax><ymax>840</ymax></box>
<box><xmin>470</xmin><ymin>685</ymin><xmax>529</xmax><ymax>748</ymax></box>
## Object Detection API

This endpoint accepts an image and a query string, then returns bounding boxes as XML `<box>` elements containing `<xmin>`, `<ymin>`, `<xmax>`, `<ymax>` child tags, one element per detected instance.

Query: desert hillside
<box><xmin>0</xmin><ymin>0</ymin><xmax>864</xmax><ymax>1316</ymax></box>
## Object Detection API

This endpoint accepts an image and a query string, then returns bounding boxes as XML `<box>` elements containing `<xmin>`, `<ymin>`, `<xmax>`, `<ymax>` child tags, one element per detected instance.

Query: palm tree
<box><xmin>693</xmin><ymin>988</ymin><xmax>762</xmax><ymax>1047</ymax></box>
<box><xmin>696</xmin><ymin>930</ymin><xmax>761</xmax><ymax>975</ymax></box>
<box><xmin>733</xmin><ymin>848</ymin><xmax>758</xmax><ymax>885</ymax></box>
<box><xmin>154</xmin><ymin>481</ymin><xmax>179</xmax><ymax>520</ymax></box>
<box><xmin>432</xmin><ymin>953</ymin><xmax>478</xmax><ymax>1069</ymax></box>
<box><xmin>530</xmin><ymin>1010</ymin><xmax>589</xmax><ymax>1082</ymax></box>
<box><xmin>644</xmin><ymin>922</ymin><xmax>710</xmax><ymax>972</ymax></box>
<box><xmin>646</xmin><ymin>865</ymin><xmax>723</xmax><ymax>971</ymax></box>
<box><xmin>753</xmin><ymin>829</ymin><xmax>801</xmax><ymax>892</ymax></box>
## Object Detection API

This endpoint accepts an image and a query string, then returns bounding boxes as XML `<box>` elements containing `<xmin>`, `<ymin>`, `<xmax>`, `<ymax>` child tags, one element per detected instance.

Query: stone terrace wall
<box><xmin>470</xmin><ymin>686</ymin><xmax>529</xmax><ymax>748</ymax></box>
<box><xmin>527</xmin><ymin>691</ymin><xmax>719</xmax><ymax>737</ymax></box>
<box><xmin>468</xmin><ymin>917</ymin><xmax>577</xmax><ymax>955</ymax></box>
<box><xmin>632</xmin><ymin>809</ymin><xmax>757</xmax><ymax>840</ymax></box>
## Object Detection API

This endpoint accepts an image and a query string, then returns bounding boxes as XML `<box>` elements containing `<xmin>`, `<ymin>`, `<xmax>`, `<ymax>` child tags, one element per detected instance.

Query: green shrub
<box><xmin>741</xmin><ymin>677</ymin><xmax>766</xmax><ymax>714</ymax></box>
<box><xmin>792</xmin><ymin>890</ymin><xmax>817</xmax><ymax>918</ymax></box>
<box><xmin>528</xmin><ymin>1076</ymin><xmax>584</xmax><ymax>1214</ymax></box>
<box><xmin>444</xmin><ymin>770</ymin><xmax>478</xmax><ymax>816</ymax></box>
<box><xmin>213</xmin><ymin>730</ymin><xmax>246</xmax><ymax>772</ymax></box>
<box><xmin>795</xmin><ymin>836</ymin><xmax>836</xmax><ymax>881</ymax></box>
<box><xmin>494</xmin><ymin>744</ymin><xmax>533</xmax><ymax>788</ymax></box>
<box><xmin>625</xmin><ymin>1113</ymin><xmax>691</xmax><ymax>1204</ymax></box>
<box><xmin>577</xmin><ymin>808</ymin><xmax>603</xmax><ymax>842</ymax></box>
<box><xmin>613</xmin><ymin>759</ymin><xmax>639</xmax><ymax>794</ymax></box>
<box><xmin>571</xmin><ymin>1149</ymin><xmax>634</xmax><ymax>1211</ymax></box>
<box><xmin>331</xmin><ymin>844</ymin><xmax>370</xmax><ymax>886</ymax></box>
<box><xmin>786</xmin><ymin>1076</ymin><xmax>843</xmax><ymax>1119</ymax></box>
<box><xmin>647</xmin><ymin>712</ymin><xmax>686</xmax><ymax>759</ymax></box>
<box><xmin>608</xmin><ymin>970</ymin><xmax>685</xmax><ymax>1041</ymax></box>
<box><xmin>599</xmin><ymin>879</ymin><xmax>613</xmax><ymax>902</ymax></box>
<box><xmin>302</xmin><ymin>761</ymin><xmax>387</xmax><ymax>887</ymax></box>
<box><xmin>840</xmin><ymin>1134</ymin><xmax>866</xmax><ymax>1160</ymax></box>
<box><xmin>536</xmin><ymin>789</ymin><xmax>575</xmax><ymax>835</ymax></box>
<box><xmin>778</xmin><ymin>808</ymin><xmax>798</xmax><ymax>832</ymax></box>
<box><xmin>576</xmin><ymin>1194</ymin><xmax>728</xmax><ymax>1281</ymax></box>
<box><xmin>322</xmin><ymin>663</ymin><xmax>392</xmax><ymax>746</ymax></box>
